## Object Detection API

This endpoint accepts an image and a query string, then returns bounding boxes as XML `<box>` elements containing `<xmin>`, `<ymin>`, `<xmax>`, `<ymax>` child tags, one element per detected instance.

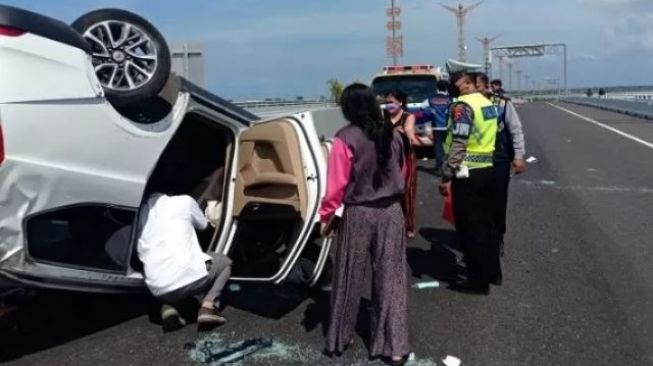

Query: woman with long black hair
<box><xmin>385</xmin><ymin>90</ymin><xmax>418</xmax><ymax>239</ymax></box>
<box><xmin>319</xmin><ymin>83</ymin><xmax>410</xmax><ymax>365</ymax></box>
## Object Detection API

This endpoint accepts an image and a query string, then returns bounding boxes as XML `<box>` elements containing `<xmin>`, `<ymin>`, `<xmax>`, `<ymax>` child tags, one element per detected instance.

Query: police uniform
<box><xmin>426</xmin><ymin>92</ymin><xmax>451</xmax><ymax>173</ymax></box>
<box><xmin>442</xmin><ymin>60</ymin><xmax>501</xmax><ymax>293</ymax></box>
<box><xmin>491</xmin><ymin>92</ymin><xmax>526</xmax><ymax>264</ymax></box>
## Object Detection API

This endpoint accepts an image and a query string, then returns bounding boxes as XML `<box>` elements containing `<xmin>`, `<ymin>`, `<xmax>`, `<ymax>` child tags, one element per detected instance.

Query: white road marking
<box><xmin>548</xmin><ymin>103</ymin><xmax>653</xmax><ymax>150</ymax></box>
<box><xmin>516</xmin><ymin>179</ymin><xmax>653</xmax><ymax>194</ymax></box>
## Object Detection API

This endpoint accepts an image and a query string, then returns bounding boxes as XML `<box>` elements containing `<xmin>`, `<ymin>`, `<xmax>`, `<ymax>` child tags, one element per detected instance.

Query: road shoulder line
<box><xmin>548</xmin><ymin>103</ymin><xmax>653</xmax><ymax>150</ymax></box>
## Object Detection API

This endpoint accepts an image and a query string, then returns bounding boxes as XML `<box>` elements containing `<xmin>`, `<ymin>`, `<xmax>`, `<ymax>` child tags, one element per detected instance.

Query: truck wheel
<box><xmin>72</xmin><ymin>9</ymin><xmax>171</xmax><ymax>107</ymax></box>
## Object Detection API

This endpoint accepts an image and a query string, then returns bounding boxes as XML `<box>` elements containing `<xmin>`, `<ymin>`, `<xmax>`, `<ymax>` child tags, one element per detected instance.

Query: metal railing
<box><xmin>562</xmin><ymin>97</ymin><xmax>653</xmax><ymax>120</ymax></box>
<box><xmin>233</xmin><ymin>100</ymin><xmax>336</xmax><ymax>109</ymax></box>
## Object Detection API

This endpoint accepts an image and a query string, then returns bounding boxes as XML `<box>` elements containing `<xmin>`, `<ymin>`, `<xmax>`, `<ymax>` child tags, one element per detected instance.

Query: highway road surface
<box><xmin>1</xmin><ymin>102</ymin><xmax>652</xmax><ymax>366</ymax></box>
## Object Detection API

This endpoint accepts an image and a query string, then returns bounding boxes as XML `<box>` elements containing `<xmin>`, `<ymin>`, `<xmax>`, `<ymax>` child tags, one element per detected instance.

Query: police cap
<box><xmin>446</xmin><ymin>59</ymin><xmax>483</xmax><ymax>83</ymax></box>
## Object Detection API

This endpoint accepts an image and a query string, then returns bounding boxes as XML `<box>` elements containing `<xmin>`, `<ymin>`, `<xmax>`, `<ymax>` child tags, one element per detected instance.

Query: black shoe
<box><xmin>322</xmin><ymin>348</ymin><xmax>341</xmax><ymax>358</ymax></box>
<box><xmin>490</xmin><ymin>275</ymin><xmax>502</xmax><ymax>286</ymax></box>
<box><xmin>161</xmin><ymin>304</ymin><xmax>187</xmax><ymax>332</ymax></box>
<box><xmin>323</xmin><ymin>339</ymin><xmax>353</xmax><ymax>358</ymax></box>
<box><xmin>449</xmin><ymin>280</ymin><xmax>490</xmax><ymax>295</ymax></box>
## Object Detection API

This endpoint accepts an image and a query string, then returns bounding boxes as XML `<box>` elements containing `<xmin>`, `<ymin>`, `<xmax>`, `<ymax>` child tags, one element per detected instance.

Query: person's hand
<box><xmin>320</xmin><ymin>222</ymin><xmax>335</xmax><ymax>238</ymax></box>
<box><xmin>512</xmin><ymin>159</ymin><xmax>526</xmax><ymax>174</ymax></box>
<box><xmin>439</xmin><ymin>181</ymin><xmax>451</xmax><ymax>197</ymax></box>
<box><xmin>204</xmin><ymin>200</ymin><xmax>223</xmax><ymax>228</ymax></box>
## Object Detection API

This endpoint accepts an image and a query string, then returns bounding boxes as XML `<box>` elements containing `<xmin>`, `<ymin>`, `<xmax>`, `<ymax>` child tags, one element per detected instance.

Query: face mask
<box><xmin>385</xmin><ymin>102</ymin><xmax>401</xmax><ymax>113</ymax></box>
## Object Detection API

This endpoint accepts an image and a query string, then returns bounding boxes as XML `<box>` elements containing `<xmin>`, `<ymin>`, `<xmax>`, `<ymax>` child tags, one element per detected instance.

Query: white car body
<box><xmin>0</xmin><ymin>5</ymin><xmax>341</xmax><ymax>293</ymax></box>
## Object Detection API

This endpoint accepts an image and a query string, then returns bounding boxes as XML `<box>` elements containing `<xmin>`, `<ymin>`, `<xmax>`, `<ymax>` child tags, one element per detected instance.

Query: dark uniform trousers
<box><xmin>493</xmin><ymin>161</ymin><xmax>511</xmax><ymax>245</ymax></box>
<box><xmin>452</xmin><ymin>166</ymin><xmax>502</xmax><ymax>287</ymax></box>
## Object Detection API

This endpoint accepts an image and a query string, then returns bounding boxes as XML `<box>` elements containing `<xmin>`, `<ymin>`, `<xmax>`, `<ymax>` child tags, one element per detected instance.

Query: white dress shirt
<box><xmin>137</xmin><ymin>194</ymin><xmax>212</xmax><ymax>297</ymax></box>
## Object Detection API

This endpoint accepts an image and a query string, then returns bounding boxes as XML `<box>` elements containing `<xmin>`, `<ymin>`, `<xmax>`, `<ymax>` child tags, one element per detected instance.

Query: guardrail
<box><xmin>562</xmin><ymin>97</ymin><xmax>653</xmax><ymax>120</ymax></box>
<box><xmin>233</xmin><ymin>100</ymin><xmax>336</xmax><ymax>109</ymax></box>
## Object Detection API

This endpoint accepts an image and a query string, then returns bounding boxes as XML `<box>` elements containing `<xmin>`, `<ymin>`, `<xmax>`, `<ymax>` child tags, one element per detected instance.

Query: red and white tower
<box><xmin>386</xmin><ymin>0</ymin><xmax>403</xmax><ymax>65</ymax></box>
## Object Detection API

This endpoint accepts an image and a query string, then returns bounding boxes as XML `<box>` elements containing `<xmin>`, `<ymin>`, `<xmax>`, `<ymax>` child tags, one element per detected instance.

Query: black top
<box><xmin>336</xmin><ymin>125</ymin><xmax>405</xmax><ymax>205</ymax></box>
<box><xmin>392</xmin><ymin>111</ymin><xmax>413</xmax><ymax>155</ymax></box>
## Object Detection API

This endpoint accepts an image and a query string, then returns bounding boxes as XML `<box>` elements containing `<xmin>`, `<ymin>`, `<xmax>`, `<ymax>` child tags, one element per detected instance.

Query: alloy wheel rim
<box><xmin>83</xmin><ymin>20</ymin><xmax>158</xmax><ymax>92</ymax></box>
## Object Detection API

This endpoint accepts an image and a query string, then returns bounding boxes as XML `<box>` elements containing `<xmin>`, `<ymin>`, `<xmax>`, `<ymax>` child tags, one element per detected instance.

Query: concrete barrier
<box><xmin>562</xmin><ymin>97</ymin><xmax>653</xmax><ymax>120</ymax></box>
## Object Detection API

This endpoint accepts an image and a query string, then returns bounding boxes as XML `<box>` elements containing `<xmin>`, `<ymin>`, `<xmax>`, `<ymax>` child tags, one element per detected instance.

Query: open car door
<box><xmin>222</xmin><ymin>116</ymin><xmax>321</xmax><ymax>284</ymax></box>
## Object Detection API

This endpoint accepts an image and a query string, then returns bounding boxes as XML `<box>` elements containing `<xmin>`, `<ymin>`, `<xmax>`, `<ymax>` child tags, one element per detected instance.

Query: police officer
<box><xmin>425</xmin><ymin>80</ymin><xmax>451</xmax><ymax>176</ymax></box>
<box><xmin>490</xmin><ymin>79</ymin><xmax>506</xmax><ymax>97</ymax></box>
<box><xmin>477</xmin><ymin>75</ymin><xmax>526</xmax><ymax>281</ymax></box>
<box><xmin>438</xmin><ymin>60</ymin><xmax>499</xmax><ymax>294</ymax></box>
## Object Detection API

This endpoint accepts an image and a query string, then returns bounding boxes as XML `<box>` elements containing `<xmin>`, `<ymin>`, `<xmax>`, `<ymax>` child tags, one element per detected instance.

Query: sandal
<box><xmin>384</xmin><ymin>354</ymin><xmax>410</xmax><ymax>366</ymax></box>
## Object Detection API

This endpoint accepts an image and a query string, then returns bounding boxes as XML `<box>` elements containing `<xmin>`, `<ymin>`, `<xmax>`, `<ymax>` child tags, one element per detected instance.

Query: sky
<box><xmin>5</xmin><ymin>0</ymin><xmax>653</xmax><ymax>100</ymax></box>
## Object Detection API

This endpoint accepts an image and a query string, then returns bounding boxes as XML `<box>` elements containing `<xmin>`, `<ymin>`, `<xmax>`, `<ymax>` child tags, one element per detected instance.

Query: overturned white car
<box><xmin>0</xmin><ymin>5</ymin><xmax>338</xmax><ymax>293</ymax></box>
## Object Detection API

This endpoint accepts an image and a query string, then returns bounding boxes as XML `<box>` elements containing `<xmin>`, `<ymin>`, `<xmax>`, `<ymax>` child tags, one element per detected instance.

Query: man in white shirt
<box><xmin>138</xmin><ymin>193</ymin><xmax>231</xmax><ymax>330</ymax></box>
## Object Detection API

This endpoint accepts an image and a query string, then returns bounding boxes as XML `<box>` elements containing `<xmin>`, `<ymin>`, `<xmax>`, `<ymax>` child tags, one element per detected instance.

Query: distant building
<box><xmin>170</xmin><ymin>43</ymin><xmax>205</xmax><ymax>87</ymax></box>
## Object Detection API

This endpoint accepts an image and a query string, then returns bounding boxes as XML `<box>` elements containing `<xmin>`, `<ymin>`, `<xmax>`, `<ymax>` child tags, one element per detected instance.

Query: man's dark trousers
<box><xmin>452</xmin><ymin>167</ymin><xmax>501</xmax><ymax>287</ymax></box>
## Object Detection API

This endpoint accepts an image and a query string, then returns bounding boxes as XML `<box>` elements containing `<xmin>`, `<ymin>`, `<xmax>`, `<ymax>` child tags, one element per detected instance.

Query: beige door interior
<box><xmin>233</xmin><ymin>119</ymin><xmax>307</xmax><ymax>218</ymax></box>
<box><xmin>226</xmin><ymin>117</ymin><xmax>320</xmax><ymax>281</ymax></box>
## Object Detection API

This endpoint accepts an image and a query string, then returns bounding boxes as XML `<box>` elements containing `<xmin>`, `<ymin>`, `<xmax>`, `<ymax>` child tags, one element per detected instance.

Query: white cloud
<box><xmin>602</xmin><ymin>13</ymin><xmax>653</xmax><ymax>57</ymax></box>
<box><xmin>573</xmin><ymin>54</ymin><xmax>598</xmax><ymax>61</ymax></box>
<box><xmin>579</xmin><ymin>0</ymin><xmax>653</xmax><ymax>57</ymax></box>
<box><xmin>577</xmin><ymin>0</ymin><xmax>653</xmax><ymax>9</ymax></box>
<box><xmin>185</xmin><ymin>10</ymin><xmax>381</xmax><ymax>45</ymax></box>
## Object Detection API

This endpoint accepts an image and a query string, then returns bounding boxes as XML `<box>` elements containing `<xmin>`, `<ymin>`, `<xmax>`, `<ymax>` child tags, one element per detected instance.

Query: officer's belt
<box><xmin>463</xmin><ymin>154</ymin><xmax>494</xmax><ymax>163</ymax></box>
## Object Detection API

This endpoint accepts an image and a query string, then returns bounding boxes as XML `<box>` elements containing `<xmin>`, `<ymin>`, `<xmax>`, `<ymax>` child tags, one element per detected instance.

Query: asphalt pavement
<box><xmin>1</xmin><ymin>102</ymin><xmax>653</xmax><ymax>366</ymax></box>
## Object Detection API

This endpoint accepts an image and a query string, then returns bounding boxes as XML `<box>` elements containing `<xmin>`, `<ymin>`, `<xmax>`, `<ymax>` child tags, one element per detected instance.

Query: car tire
<box><xmin>71</xmin><ymin>9</ymin><xmax>171</xmax><ymax>107</ymax></box>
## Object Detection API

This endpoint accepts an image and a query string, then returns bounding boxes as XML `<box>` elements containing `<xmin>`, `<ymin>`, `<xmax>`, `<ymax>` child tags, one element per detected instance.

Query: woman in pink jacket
<box><xmin>319</xmin><ymin>83</ymin><xmax>410</xmax><ymax>365</ymax></box>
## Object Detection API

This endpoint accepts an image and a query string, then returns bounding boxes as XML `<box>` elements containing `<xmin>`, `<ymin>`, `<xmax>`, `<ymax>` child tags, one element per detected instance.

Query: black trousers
<box><xmin>452</xmin><ymin>167</ymin><xmax>501</xmax><ymax>287</ymax></box>
<box><xmin>433</xmin><ymin>130</ymin><xmax>448</xmax><ymax>170</ymax></box>
<box><xmin>493</xmin><ymin>162</ymin><xmax>511</xmax><ymax>239</ymax></box>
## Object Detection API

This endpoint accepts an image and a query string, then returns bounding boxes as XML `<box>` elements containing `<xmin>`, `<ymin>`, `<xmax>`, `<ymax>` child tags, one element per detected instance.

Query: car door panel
<box><xmin>224</xmin><ymin>116</ymin><xmax>320</xmax><ymax>284</ymax></box>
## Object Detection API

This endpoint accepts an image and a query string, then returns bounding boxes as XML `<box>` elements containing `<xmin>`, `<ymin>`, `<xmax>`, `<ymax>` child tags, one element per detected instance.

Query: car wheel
<box><xmin>72</xmin><ymin>9</ymin><xmax>171</xmax><ymax>107</ymax></box>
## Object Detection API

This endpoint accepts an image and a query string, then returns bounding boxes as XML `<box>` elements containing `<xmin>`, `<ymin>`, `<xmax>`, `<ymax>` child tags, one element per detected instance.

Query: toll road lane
<box><xmin>1</xmin><ymin>103</ymin><xmax>652</xmax><ymax>366</ymax></box>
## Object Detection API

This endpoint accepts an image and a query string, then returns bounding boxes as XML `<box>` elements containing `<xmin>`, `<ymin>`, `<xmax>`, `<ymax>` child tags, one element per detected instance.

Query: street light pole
<box><xmin>508</xmin><ymin>62</ymin><xmax>513</xmax><ymax>91</ymax></box>
<box><xmin>440</xmin><ymin>1</ymin><xmax>483</xmax><ymax>62</ymax></box>
<box><xmin>516</xmin><ymin>69</ymin><xmax>522</xmax><ymax>91</ymax></box>
<box><xmin>563</xmin><ymin>43</ymin><xmax>568</xmax><ymax>96</ymax></box>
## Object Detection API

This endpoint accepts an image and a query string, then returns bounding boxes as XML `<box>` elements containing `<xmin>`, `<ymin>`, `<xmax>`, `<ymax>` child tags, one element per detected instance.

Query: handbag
<box><xmin>442</xmin><ymin>194</ymin><xmax>455</xmax><ymax>226</ymax></box>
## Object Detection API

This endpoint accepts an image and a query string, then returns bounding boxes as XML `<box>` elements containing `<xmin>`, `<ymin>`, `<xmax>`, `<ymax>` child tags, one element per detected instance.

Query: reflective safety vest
<box><xmin>445</xmin><ymin>92</ymin><xmax>498</xmax><ymax>169</ymax></box>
